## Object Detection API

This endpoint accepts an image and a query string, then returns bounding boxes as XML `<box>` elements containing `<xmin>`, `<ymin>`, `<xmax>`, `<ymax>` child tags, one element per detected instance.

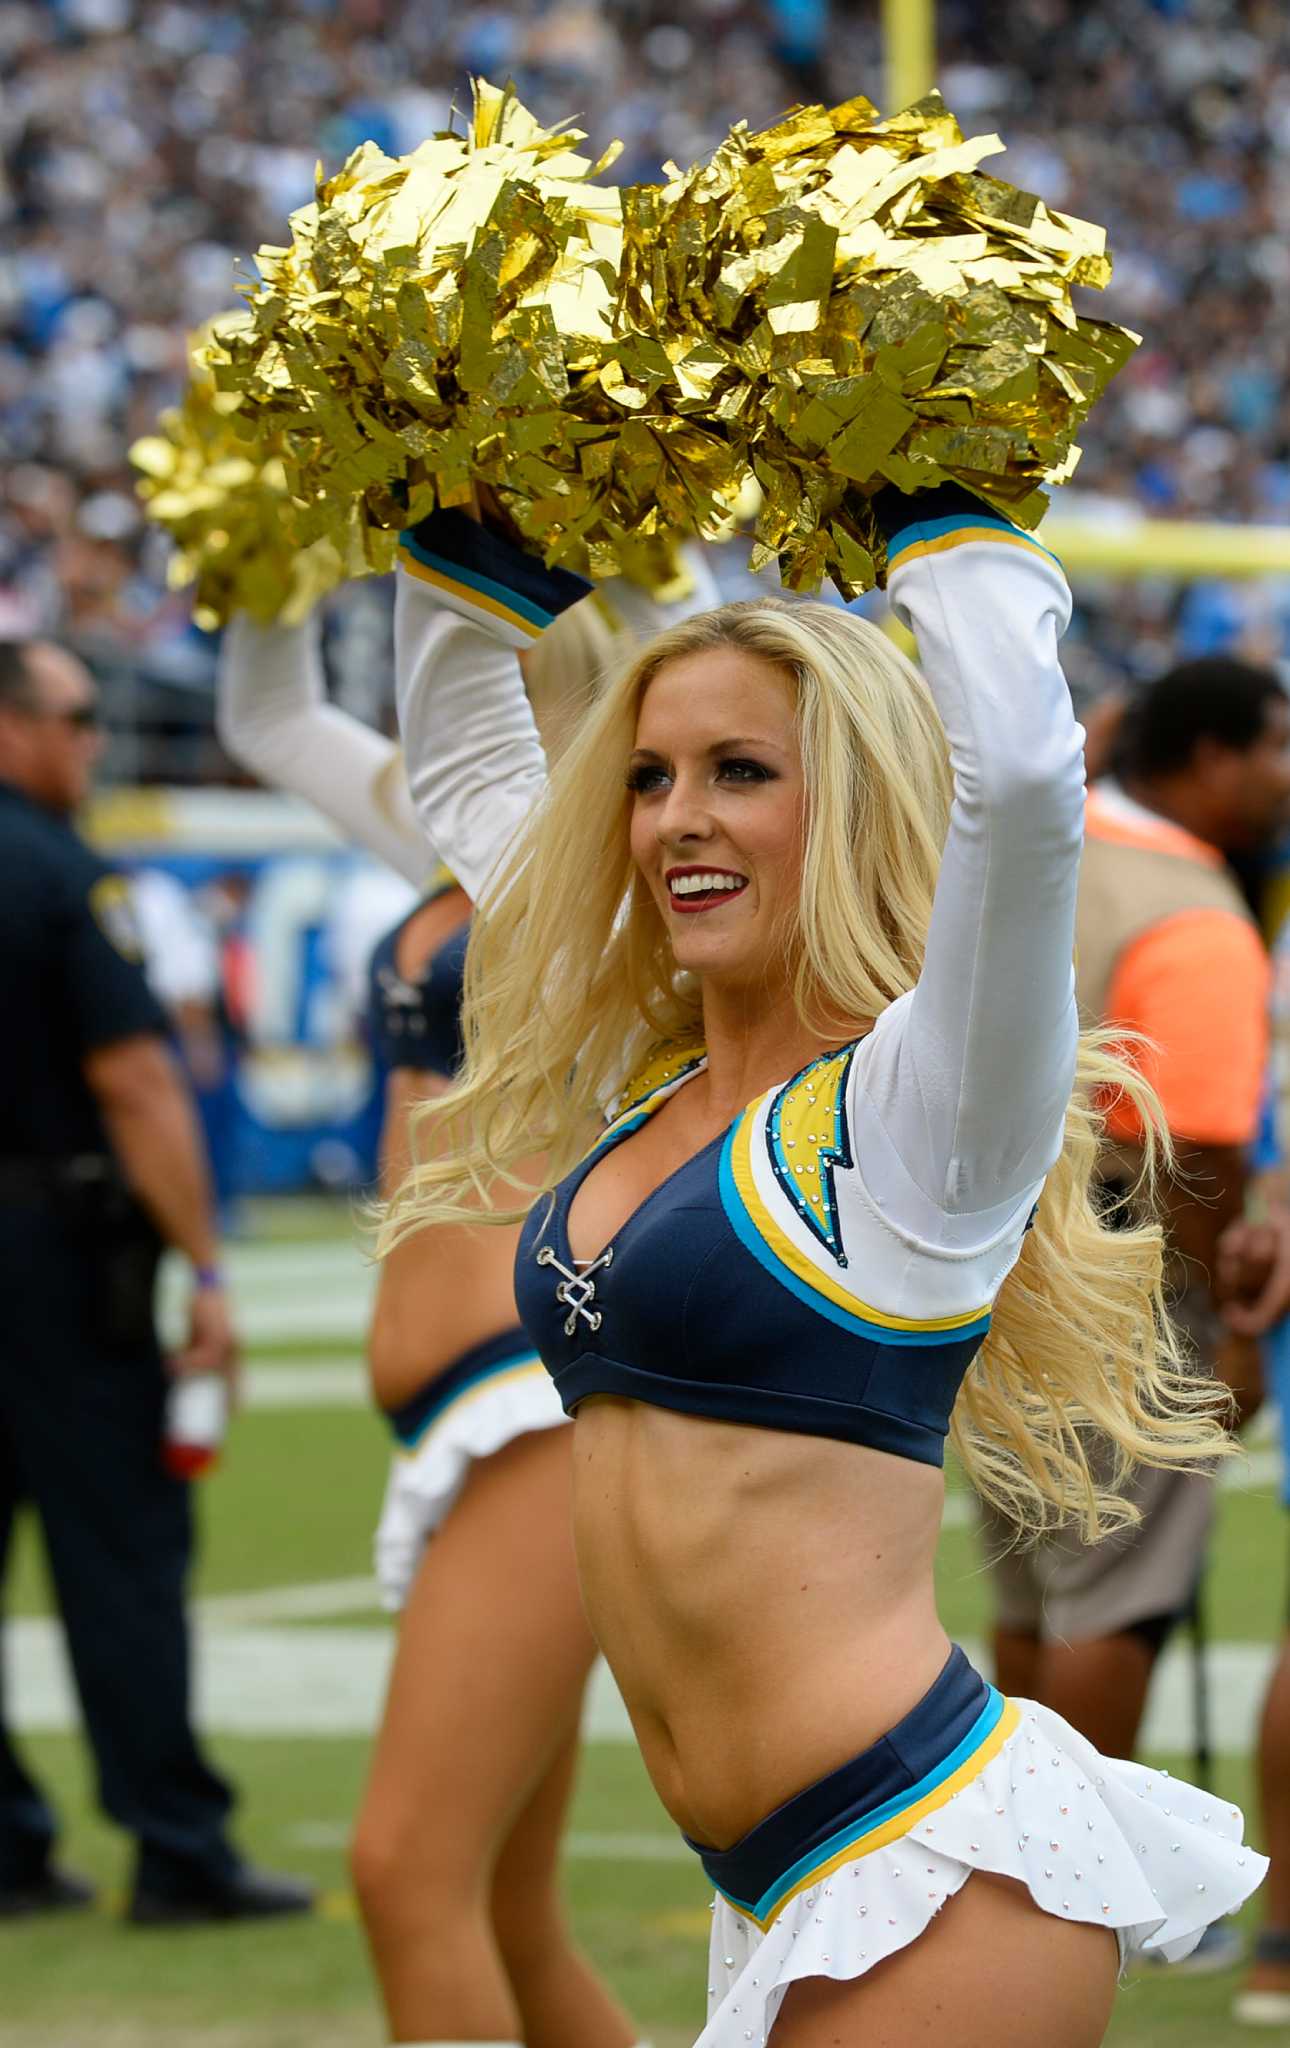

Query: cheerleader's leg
<box><xmin>491</xmin><ymin>1723</ymin><xmax>642</xmax><ymax>2048</ymax></box>
<box><xmin>771</xmin><ymin>1870</ymin><xmax>1117</xmax><ymax>2047</ymax></box>
<box><xmin>352</xmin><ymin>1425</ymin><xmax>634</xmax><ymax>2047</ymax></box>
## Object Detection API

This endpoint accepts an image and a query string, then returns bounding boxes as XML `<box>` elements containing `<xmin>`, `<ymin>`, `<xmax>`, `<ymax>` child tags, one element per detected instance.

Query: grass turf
<box><xmin>0</xmin><ymin>1732</ymin><xmax>1269</xmax><ymax>2046</ymax></box>
<box><xmin>0</xmin><ymin>1733</ymin><xmax>707</xmax><ymax>2047</ymax></box>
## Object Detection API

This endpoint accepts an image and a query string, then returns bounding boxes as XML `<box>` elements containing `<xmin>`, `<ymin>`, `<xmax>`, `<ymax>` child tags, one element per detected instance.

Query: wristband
<box><xmin>194</xmin><ymin>1264</ymin><xmax>225</xmax><ymax>1291</ymax></box>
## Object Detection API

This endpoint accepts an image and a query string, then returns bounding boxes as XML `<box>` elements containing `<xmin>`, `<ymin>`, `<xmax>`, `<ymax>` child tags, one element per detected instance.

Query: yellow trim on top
<box><xmin>728</xmin><ymin>1109</ymin><xmax>992</xmax><ymax>1333</ymax></box>
<box><xmin>397</xmin><ymin>545</ymin><xmax>544</xmax><ymax>640</ymax></box>
<box><xmin>589</xmin><ymin>1085</ymin><xmax>679</xmax><ymax>1161</ymax></box>
<box><xmin>591</xmin><ymin>1046</ymin><xmax>708</xmax><ymax>1158</ymax></box>
<box><xmin>731</xmin><ymin>1697</ymin><xmax>1022</xmax><ymax>1931</ymax></box>
<box><xmin>888</xmin><ymin>525</ymin><xmax>1054</xmax><ymax>570</ymax></box>
<box><xmin>396</xmin><ymin>1360</ymin><xmax>550</xmax><ymax>1462</ymax></box>
<box><xmin>423</xmin><ymin>860</ymin><xmax>461</xmax><ymax>902</ymax></box>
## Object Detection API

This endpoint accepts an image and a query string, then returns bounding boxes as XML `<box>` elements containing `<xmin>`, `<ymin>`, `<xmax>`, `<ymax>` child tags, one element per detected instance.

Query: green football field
<box><xmin>2</xmin><ymin>1199</ymin><xmax>1286</xmax><ymax>2048</ymax></box>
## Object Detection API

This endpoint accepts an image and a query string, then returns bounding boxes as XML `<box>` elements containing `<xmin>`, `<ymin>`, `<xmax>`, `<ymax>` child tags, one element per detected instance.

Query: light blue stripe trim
<box><xmin>399</xmin><ymin>1349</ymin><xmax>544</xmax><ymax>1448</ymax></box>
<box><xmin>717</xmin><ymin>1129</ymin><xmax>991</xmax><ymax>1347</ymax></box>
<box><xmin>582</xmin><ymin>1108</ymin><xmax>650</xmax><ymax>1169</ymax></box>
<box><xmin>397</xmin><ymin>534</ymin><xmax>554</xmax><ymax>631</ymax></box>
<box><xmin>887</xmin><ymin>512</ymin><xmax>1062</xmax><ymax>570</ymax></box>
<box><xmin>722</xmin><ymin>1687</ymin><xmax>1007</xmax><ymax>1921</ymax></box>
<box><xmin>590</xmin><ymin>1053</ymin><xmax>709</xmax><ymax>1163</ymax></box>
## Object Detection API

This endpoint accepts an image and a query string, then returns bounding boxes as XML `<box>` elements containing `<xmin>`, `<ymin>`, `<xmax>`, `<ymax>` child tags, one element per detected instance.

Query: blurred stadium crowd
<box><xmin>1</xmin><ymin>0</ymin><xmax>1288</xmax><ymax>776</ymax></box>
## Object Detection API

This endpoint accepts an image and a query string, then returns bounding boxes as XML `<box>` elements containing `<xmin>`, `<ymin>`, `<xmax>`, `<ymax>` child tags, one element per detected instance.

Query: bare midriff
<box><xmin>572</xmin><ymin>1394</ymin><xmax>951</xmax><ymax>1851</ymax></box>
<box><xmin>368</xmin><ymin>886</ymin><xmax>535</xmax><ymax>1411</ymax></box>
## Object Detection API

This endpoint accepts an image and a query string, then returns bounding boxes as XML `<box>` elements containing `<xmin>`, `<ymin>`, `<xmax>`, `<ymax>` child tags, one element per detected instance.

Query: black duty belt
<box><xmin>0</xmin><ymin>1155</ymin><xmax>119</xmax><ymax>1204</ymax></box>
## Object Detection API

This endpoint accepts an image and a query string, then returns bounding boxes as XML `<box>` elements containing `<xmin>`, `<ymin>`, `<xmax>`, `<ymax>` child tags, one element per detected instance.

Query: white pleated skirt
<box><xmin>374</xmin><ymin>1337</ymin><xmax>567</xmax><ymax>1609</ymax></box>
<box><xmin>696</xmin><ymin>1676</ymin><xmax>1264</xmax><ymax>2047</ymax></box>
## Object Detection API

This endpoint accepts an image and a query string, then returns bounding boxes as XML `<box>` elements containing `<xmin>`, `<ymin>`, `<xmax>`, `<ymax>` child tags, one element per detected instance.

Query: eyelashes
<box><xmin>625</xmin><ymin>757</ymin><xmax>777</xmax><ymax>793</ymax></box>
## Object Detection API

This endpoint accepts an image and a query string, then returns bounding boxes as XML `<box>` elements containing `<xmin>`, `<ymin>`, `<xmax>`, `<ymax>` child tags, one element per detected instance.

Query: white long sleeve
<box><xmin>216</xmin><ymin>613</ymin><xmax>432</xmax><ymax>885</ymax></box>
<box><xmin>392</xmin><ymin>520</ymin><xmax>731</xmax><ymax>901</ymax></box>
<box><xmin>394</xmin><ymin>607</ymin><xmax>546</xmax><ymax>905</ymax></box>
<box><xmin>849</xmin><ymin>504</ymin><xmax>1083</xmax><ymax>1247</ymax></box>
<box><xmin>393</xmin><ymin>514</ymin><xmax>592</xmax><ymax>902</ymax></box>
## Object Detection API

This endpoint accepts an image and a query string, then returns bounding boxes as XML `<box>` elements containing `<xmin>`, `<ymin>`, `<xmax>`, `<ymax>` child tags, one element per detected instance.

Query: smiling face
<box><xmin>627</xmin><ymin>646</ymin><xmax>807</xmax><ymax>993</ymax></box>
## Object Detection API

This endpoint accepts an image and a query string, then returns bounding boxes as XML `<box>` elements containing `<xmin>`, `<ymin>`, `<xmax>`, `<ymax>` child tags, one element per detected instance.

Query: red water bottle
<box><xmin>163</xmin><ymin>1373</ymin><xmax>228</xmax><ymax>1479</ymax></box>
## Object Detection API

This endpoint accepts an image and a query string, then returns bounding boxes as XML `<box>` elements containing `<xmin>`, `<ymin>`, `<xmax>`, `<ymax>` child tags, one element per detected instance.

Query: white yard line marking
<box><xmin>238</xmin><ymin>1304</ymin><xmax>370</xmax><ymax>1344</ymax></box>
<box><xmin>197</xmin><ymin>1577</ymin><xmax>381</xmax><ymax>1625</ymax></box>
<box><xmin>160</xmin><ymin>1247</ymin><xmax>373</xmax><ymax>1348</ymax></box>
<box><xmin>565</xmin><ymin>1831</ymin><xmax>694</xmax><ymax>1862</ymax></box>
<box><xmin>939</xmin><ymin>1443</ymin><xmax>1283</xmax><ymax>1530</ymax></box>
<box><xmin>243</xmin><ymin>1363</ymin><xmax>367</xmax><ymax>1409</ymax></box>
<box><xmin>5</xmin><ymin>1615</ymin><xmax>1281</xmax><ymax>1752</ymax></box>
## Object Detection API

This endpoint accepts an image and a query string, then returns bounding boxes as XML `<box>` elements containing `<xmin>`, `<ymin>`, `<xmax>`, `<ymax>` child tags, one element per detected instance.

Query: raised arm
<box><xmin>854</xmin><ymin>486</ymin><xmax>1084</xmax><ymax>1229</ymax></box>
<box><xmin>393</xmin><ymin>511</ymin><xmax>591</xmax><ymax>902</ymax></box>
<box><xmin>216</xmin><ymin>612</ymin><xmax>429</xmax><ymax>884</ymax></box>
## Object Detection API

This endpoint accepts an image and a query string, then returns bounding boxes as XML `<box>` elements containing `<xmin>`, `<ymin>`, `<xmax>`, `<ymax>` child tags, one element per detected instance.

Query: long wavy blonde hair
<box><xmin>383</xmin><ymin>597</ymin><xmax>1232</xmax><ymax>1539</ymax></box>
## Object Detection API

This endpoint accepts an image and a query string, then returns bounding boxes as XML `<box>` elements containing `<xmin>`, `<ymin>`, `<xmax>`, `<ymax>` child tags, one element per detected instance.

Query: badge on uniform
<box><xmin>89</xmin><ymin>874</ymin><xmax>145</xmax><ymax>963</ymax></box>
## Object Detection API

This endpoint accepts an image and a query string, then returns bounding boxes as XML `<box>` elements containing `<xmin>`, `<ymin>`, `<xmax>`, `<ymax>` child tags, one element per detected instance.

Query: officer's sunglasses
<box><xmin>22</xmin><ymin>700</ymin><xmax>101</xmax><ymax>731</ymax></box>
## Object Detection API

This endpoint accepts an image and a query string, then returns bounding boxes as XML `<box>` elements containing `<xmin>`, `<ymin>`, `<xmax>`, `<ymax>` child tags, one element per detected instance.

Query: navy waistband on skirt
<box><xmin>685</xmin><ymin>1645</ymin><xmax>1010</xmax><ymax>1926</ymax></box>
<box><xmin>383</xmin><ymin>1327</ymin><xmax>543</xmax><ymax>1448</ymax></box>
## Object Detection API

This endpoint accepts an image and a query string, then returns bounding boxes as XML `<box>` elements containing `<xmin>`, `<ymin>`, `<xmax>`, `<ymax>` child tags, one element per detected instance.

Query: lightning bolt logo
<box><xmin>764</xmin><ymin>1044</ymin><xmax>857</xmax><ymax>1266</ymax></box>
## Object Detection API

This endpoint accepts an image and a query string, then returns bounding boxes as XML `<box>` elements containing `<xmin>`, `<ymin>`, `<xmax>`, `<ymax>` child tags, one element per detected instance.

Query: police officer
<box><xmin>0</xmin><ymin>637</ymin><xmax>311</xmax><ymax>1925</ymax></box>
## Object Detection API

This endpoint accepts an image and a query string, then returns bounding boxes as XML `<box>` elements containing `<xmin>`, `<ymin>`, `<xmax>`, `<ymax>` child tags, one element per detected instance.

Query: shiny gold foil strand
<box><xmin>611</xmin><ymin>90</ymin><xmax>1138</xmax><ymax>593</ymax></box>
<box><xmin>206</xmin><ymin>80</ymin><xmax>1136</xmax><ymax>609</ymax></box>
<box><xmin>130</xmin><ymin>318</ymin><xmax>395</xmax><ymax>630</ymax></box>
<box><xmin>205</xmin><ymin>83</ymin><xmax>677</xmax><ymax>591</ymax></box>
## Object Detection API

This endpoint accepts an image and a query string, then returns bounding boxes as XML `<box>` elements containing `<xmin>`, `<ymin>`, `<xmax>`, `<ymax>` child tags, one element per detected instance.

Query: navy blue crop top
<box><xmin>514</xmin><ymin>1046</ymin><xmax>988</xmax><ymax>1467</ymax></box>
<box><xmin>367</xmin><ymin>871</ymin><xmax>470</xmax><ymax>1078</ymax></box>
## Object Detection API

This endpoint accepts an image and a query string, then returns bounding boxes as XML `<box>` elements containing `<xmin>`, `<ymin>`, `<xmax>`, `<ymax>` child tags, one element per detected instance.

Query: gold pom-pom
<box><xmin>616</xmin><ymin>90</ymin><xmax>1137</xmax><ymax>593</ymax></box>
<box><xmin>130</xmin><ymin>317</ymin><xmax>395</xmax><ymax>630</ymax></box>
<box><xmin>202</xmin><ymin>80</ymin><xmax>1135</xmax><ymax>611</ymax></box>
<box><xmin>207</xmin><ymin>85</ymin><xmax>651</xmax><ymax>588</ymax></box>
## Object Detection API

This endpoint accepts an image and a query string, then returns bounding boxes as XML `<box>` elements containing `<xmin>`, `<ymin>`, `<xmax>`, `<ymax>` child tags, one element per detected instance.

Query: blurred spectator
<box><xmin>981</xmin><ymin>657</ymin><xmax>1290</xmax><ymax>1820</ymax></box>
<box><xmin>3</xmin><ymin>2</ymin><xmax>1290</xmax><ymax>757</ymax></box>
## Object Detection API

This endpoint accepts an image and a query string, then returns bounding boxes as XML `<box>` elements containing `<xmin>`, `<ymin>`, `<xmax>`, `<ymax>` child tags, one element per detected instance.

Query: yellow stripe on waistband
<box><xmin>730</xmin><ymin>1697</ymin><xmax>1022</xmax><ymax>1931</ymax></box>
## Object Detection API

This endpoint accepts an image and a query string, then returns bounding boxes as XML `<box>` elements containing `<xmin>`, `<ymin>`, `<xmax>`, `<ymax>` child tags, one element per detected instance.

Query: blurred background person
<box><xmin>981</xmin><ymin>657</ymin><xmax>1290</xmax><ymax>1975</ymax></box>
<box><xmin>129</xmin><ymin>862</ymin><xmax>223</xmax><ymax>1094</ymax></box>
<box><xmin>0</xmin><ymin>635</ymin><xmax>310</xmax><ymax>1926</ymax></box>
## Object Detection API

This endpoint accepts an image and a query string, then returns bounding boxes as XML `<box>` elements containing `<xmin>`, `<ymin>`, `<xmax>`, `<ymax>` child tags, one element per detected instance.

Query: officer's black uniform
<box><xmin>0</xmin><ymin>778</ymin><xmax>236</xmax><ymax>1897</ymax></box>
